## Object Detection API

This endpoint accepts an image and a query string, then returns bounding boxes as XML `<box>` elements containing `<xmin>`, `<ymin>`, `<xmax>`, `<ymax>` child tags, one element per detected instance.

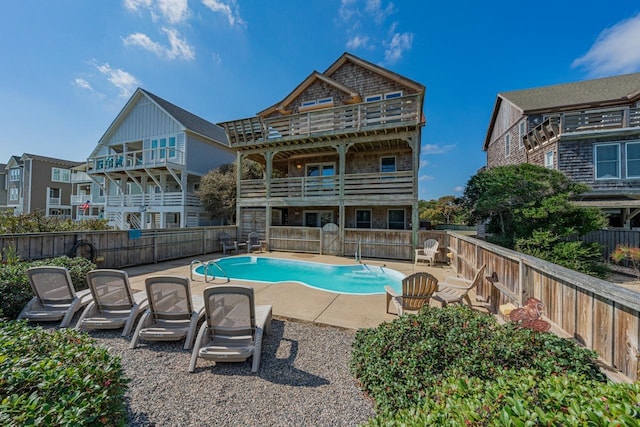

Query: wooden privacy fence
<box><xmin>449</xmin><ymin>232</ymin><xmax>640</xmax><ymax>382</ymax></box>
<box><xmin>569</xmin><ymin>229</ymin><xmax>640</xmax><ymax>261</ymax></box>
<box><xmin>0</xmin><ymin>226</ymin><xmax>237</xmax><ymax>268</ymax></box>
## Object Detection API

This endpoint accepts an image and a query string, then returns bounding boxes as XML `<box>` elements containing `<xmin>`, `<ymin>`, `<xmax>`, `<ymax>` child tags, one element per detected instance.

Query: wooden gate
<box><xmin>322</xmin><ymin>223</ymin><xmax>340</xmax><ymax>255</ymax></box>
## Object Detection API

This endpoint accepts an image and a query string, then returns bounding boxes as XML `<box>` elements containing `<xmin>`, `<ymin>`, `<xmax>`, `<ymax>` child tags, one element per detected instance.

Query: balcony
<box><xmin>105</xmin><ymin>192</ymin><xmax>200</xmax><ymax>208</ymax></box>
<box><xmin>88</xmin><ymin>147</ymin><xmax>185</xmax><ymax>173</ymax></box>
<box><xmin>71</xmin><ymin>194</ymin><xmax>106</xmax><ymax>205</ymax></box>
<box><xmin>71</xmin><ymin>171</ymin><xmax>91</xmax><ymax>182</ymax></box>
<box><xmin>220</xmin><ymin>94</ymin><xmax>422</xmax><ymax>147</ymax></box>
<box><xmin>239</xmin><ymin>171</ymin><xmax>413</xmax><ymax>202</ymax></box>
<box><xmin>523</xmin><ymin>105</ymin><xmax>640</xmax><ymax>150</ymax></box>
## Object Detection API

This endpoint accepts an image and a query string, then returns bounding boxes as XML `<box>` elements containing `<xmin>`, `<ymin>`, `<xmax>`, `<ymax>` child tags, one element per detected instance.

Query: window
<box><xmin>384</xmin><ymin>91</ymin><xmax>403</xmax><ymax>99</ymax></box>
<box><xmin>51</xmin><ymin>167</ymin><xmax>70</xmax><ymax>183</ymax></box>
<box><xmin>388</xmin><ymin>209</ymin><xmax>405</xmax><ymax>230</ymax></box>
<box><xmin>304</xmin><ymin>210</ymin><xmax>333</xmax><ymax>227</ymax></box>
<box><xmin>519</xmin><ymin>121</ymin><xmax>526</xmax><ymax>148</ymax></box>
<box><xmin>544</xmin><ymin>151</ymin><xmax>554</xmax><ymax>169</ymax></box>
<box><xmin>595</xmin><ymin>144</ymin><xmax>620</xmax><ymax>179</ymax></box>
<box><xmin>627</xmin><ymin>143</ymin><xmax>640</xmax><ymax>178</ymax></box>
<box><xmin>505</xmin><ymin>133</ymin><xmax>511</xmax><ymax>157</ymax></box>
<box><xmin>381</xmin><ymin>157</ymin><xmax>396</xmax><ymax>173</ymax></box>
<box><xmin>9</xmin><ymin>188</ymin><xmax>18</xmax><ymax>201</ymax></box>
<box><xmin>9</xmin><ymin>168</ymin><xmax>20</xmax><ymax>181</ymax></box>
<box><xmin>356</xmin><ymin>210</ymin><xmax>371</xmax><ymax>228</ymax></box>
<box><xmin>299</xmin><ymin>97</ymin><xmax>333</xmax><ymax>111</ymax></box>
<box><xmin>306</xmin><ymin>163</ymin><xmax>335</xmax><ymax>177</ymax></box>
<box><xmin>365</xmin><ymin>94</ymin><xmax>382</xmax><ymax>102</ymax></box>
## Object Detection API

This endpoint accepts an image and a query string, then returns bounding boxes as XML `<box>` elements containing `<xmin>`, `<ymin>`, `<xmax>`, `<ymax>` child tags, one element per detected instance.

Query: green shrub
<box><xmin>0</xmin><ymin>321</ymin><xmax>128</xmax><ymax>426</ymax></box>
<box><xmin>350</xmin><ymin>305</ymin><xmax>606</xmax><ymax>412</ymax></box>
<box><xmin>366</xmin><ymin>369</ymin><xmax>640</xmax><ymax>426</ymax></box>
<box><xmin>0</xmin><ymin>256</ymin><xmax>95</xmax><ymax>320</ymax></box>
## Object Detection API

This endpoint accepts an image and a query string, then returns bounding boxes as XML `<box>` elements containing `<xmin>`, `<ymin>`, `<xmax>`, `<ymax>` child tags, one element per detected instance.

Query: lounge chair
<box><xmin>384</xmin><ymin>272</ymin><xmax>439</xmax><ymax>315</ymax></box>
<box><xmin>414</xmin><ymin>239</ymin><xmax>439</xmax><ymax>267</ymax></box>
<box><xmin>18</xmin><ymin>266</ymin><xmax>93</xmax><ymax>327</ymax></box>
<box><xmin>130</xmin><ymin>275</ymin><xmax>204</xmax><ymax>350</ymax></box>
<box><xmin>432</xmin><ymin>264</ymin><xmax>487</xmax><ymax>307</ymax></box>
<box><xmin>220</xmin><ymin>232</ymin><xmax>238</xmax><ymax>255</ymax></box>
<box><xmin>189</xmin><ymin>285</ymin><xmax>272</xmax><ymax>373</ymax></box>
<box><xmin>75</xmin><ymin>269</ymin><xmax>148</xmax><ymax>336</ymax></box>
<box><xmin>246</xmin><ymin>232</ymin><xmax>262</xmax><ymax>253</ymax></box>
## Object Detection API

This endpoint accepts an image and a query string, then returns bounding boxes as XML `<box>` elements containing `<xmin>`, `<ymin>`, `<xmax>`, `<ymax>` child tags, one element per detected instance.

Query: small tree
<box><xmin>610</xmin><ymin>245</ymin><xmax>640</xmax><ymax>281</ymax></box>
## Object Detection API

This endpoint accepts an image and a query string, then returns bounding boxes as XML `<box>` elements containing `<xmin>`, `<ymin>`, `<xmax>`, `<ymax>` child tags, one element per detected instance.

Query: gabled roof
<box><xmin>483</xmin><ymin>72</ymin><xmax>640</xmax><ymax>150</ymax></box>
<box><xmin>257</xmin><ymin>52</ymin><xmax>425</xmax><ymax>117</ymax></box>
<box><xmin>21</xmin><ymin>153</ymin><xmax>83</xmax><ymax>167</ymax></box>
<box><xmin>0</xmin><ymin>163</ymin><xmax>6</xmax><ymax>173</ymax></box>
<box><xmin>258</xmin><ymin>72</ymin><xmax>360</xmax><ymax>116</ymax></box>
<box><xmin>93</xmin><ymin>88</ymin><xmax>229</xmax><ymax>157</ymax></box>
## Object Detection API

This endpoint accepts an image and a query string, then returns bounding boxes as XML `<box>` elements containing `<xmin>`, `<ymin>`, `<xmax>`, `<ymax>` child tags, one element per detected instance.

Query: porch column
<box><xmin>336</xmin><ymin>143</ymin><xmax>347</xmax><ymax>256</ymax></box>
<box><xmin>265</xmin><ymin>150</ymin><xmax>273</xmax><ymax>242</ymax></box>
<box><xmin>236</xmin><ymin>152</ymin><xmax>243</xmax><ymax>237</ymax></box>
<box><xmin>409</xmin><ymin>135</ymin><xmax>420</xmax><ymax>249</ymax></box>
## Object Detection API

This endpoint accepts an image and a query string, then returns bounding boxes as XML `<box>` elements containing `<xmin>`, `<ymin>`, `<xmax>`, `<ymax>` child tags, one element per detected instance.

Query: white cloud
<box><xmin>212</xmin><ymin>52</ymin><xmax>222</xmax><ymax>64</ymax></box>
<box><xmin>420</xmin><ymin>158</ymin><xmax>429</xmax><ymax>168</ymax></box>
<box><xmin>419</xmin><ymin>174</ymin><xmax>434</xmax><ymax>182</ymax></box>
<box><xmin>365</xmin><ymin>0</ymin><xmax>394</xmax><ymax>24</ymax></box>
<box><xmin>454</xmin><ymin>186</ymin><xmax>464</xmax><ymax>193</ymax></box>
<box><xmin>123</xmin><ymin>27</ymin><xmax>195</xmax><ymax>60</ymax></box>
<box><xmin>572</xmin><ymin>13</ymin><xmax>640</xmax><ymax>77</ymax></box>
<box><xmin>422</xmin><ymin>143</ymin><xmax>455</xmax><ymax>154</ymax></box>
<box><xmin>123</xmin><ymin>0</ymin><xmax>188</xmax><ymax>24</ymax></box>
<box><xmin>202</xmin><ymin>0</ymin><xmax>246</xmax><ymax>27</ymax></box>
<box><xmin>384</xmin><ymin>24</ymin><xmax>413</xmax><ymax>64</ymax></box>
<box><xmin>92</xmin><ymin>61</ymin><xmax>140</xmax><ymax>98</ymax></box>
<box><xmin>346</xmin><ymin>35</ymin><xmax>371</xmax><ymax>50</ymax></box>
<box><xmin>73</xmin><ymin>78</ymin><xmax>105</xmax><ymax>99</ymax></box>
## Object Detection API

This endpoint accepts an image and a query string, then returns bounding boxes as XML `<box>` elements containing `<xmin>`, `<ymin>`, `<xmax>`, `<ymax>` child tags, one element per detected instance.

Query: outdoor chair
<box><xmin>384</xmin><ymin>272</ymin><xmax>439</xmax><ymax>315</ymax></box>
<box><xmin>246</xmin><ymin>232</ymin><xmax>262</xmax><ymax>253</ymax></box>
<box><xmin>414</xmin><ymin>239</ymin><xmax>439</xmax><ymax>267</ymax></box>
<box><xmin>75</xmin><ymin>269</ymin><xmax>148</xmax><ymax>336</ymax></box>
<box><xmin>189</xmin><ymin>285</ymin><xmax>272</xmax><ymax>373</ymax></box>
<box><xmin>18</xmin><ymin>266</ymin><xmax>93</xmax><ymax>327</ymax></box>
<box><xmin>220</xmin><ymin>232</ymin><xmax>238</xmax><ymax>255</ymax></box>
<box><xmin>130</xmin><ymin>275</ymin><xmax>204</xmax><ymax>350</ymax></box>
<box><xmin>432</xmin><ymin>264</ymin><xmax>486</xmax><ymax>307</ymax></box>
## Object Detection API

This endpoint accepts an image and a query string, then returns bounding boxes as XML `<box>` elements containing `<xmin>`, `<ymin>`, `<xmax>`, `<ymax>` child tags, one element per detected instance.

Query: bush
<box><xmin>350</xmin><ymin>305</ymin><xmax>606</xmax><ymax>413</ymax></box>
<box><xmin>0</xmin><ymin>256</ymin><xmax>95</xmax><ymax>320</ymax></box>
<box><xmin>0</xmin><ymin>321</ymin><xmax>128</xmax><ymax>426</ymax></box>
<box><xmin>366</xmin><ymin>369</ymin><xmax>640</xmax><ymax>426</ymax></box>
<box><xmin>0</xmin><ymin>210</ymin><xmax>111</xmax><ymax>233</ymax></box>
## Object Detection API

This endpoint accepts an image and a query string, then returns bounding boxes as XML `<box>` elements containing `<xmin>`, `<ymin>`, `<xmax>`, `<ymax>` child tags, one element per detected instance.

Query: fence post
<box><xmin>153</xmin><ymin>230</ymin><xmax>158</xmax><ymax>264</ymax></box>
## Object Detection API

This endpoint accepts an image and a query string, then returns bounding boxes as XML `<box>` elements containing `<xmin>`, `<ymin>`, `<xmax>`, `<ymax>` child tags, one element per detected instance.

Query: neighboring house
<box><xmin>0</xmin><ymin>163</ymin><xmax>7</xmax><ymax>211</ymax></box>
<box><xmin>5</xmin><ymin>154</ymin><xmax>81</xmax><ymax>218</ymax></box>
<box><xmin>218</xmin><ymin>52</ymin><xmax>425</xmax><ymax>253</ymax></box>
<box><xmin>70</xmin><ymin>163</ymin><xmax>105</xmax><ymax>220</ymax></box>
<box><xmin>484</xmin><ymin>73</ymin><xmax>640</xmax><ymax>228</ymax></box>
<box><xmin>87</xmin><ymin>88</ymin><xmax>235</xmax><ymax>230</ymax></box>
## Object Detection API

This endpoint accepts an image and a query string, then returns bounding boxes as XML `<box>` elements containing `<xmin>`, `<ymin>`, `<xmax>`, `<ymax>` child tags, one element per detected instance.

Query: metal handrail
<box><xmin>203</xmin><ymin>260</ymin><xmax>230</xmax><ymax>283</ymax></box>
<box><xmin>190</xmin><ymin>259</ymin><xmax>203</xmax><ymax>281</ymax></box>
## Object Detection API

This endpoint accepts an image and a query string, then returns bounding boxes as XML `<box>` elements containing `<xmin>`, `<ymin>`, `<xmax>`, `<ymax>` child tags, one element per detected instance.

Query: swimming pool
<box><xmin>193</xmin><ymin>256</ymin><xmax>404</xmax><ymax>295</ymax></box>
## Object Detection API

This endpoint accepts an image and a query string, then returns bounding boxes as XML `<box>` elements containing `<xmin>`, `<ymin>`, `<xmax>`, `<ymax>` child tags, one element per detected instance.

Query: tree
<box><xmin>196</xmin><ymin>161</ymin><xmax>263</xmax><ymax>224</ymax></box>
<box><xmin>419</xmin><ymin>196</ymin><xmax>467</xmax><ymax>225</ymax></box>
<box><xmin>462</xmin><ymin>164</ymin><xmax>608</xmax><ymax>276</ymax></box>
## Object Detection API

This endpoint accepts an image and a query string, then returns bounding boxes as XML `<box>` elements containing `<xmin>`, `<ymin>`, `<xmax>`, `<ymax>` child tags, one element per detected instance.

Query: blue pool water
<box><xmin>194</xmin><ymin>256</ymin><xmax>404</xmax><ymax>295</ymax></box>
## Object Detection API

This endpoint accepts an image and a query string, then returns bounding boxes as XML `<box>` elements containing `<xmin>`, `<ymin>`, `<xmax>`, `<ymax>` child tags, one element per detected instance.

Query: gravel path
<box><xmin>90</xmin><ymin>319</ymin><xmax>375</xmax><ymax>426</ymax></box>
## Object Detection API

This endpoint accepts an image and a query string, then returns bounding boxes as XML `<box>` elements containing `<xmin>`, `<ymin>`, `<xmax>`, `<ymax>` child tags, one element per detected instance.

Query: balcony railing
<box><xmin>88</xmin><ymin>147</ymin><xmax>185</xmax><ymax>173</ymax></box>
<box><xmin>239</xmin><ymin>171</ymin><xmax>413</xmax><ymax>199</ymax></box>
<box><xmin>523</xmin><ymin>105</ymin><xmax>640</xmax><ymax>150</ymax></box>
<box><xmin>220</xmin><ymin>94</ymin><xmax>422</xmax><ymax>147</ymax></box>
<box><xmin>71</xmin><ymin>171</ymin><xmax>91</xmax><ymax>182</ymax></box>
<box><xmin>71</xmin><ymin>194</ymin><xmax>106</xmax><ymax>205</ymax></box>
<box><xmin>106</xmin><ymin>192</ymin><xmax>200</xmax><ymax>207</ymax></box>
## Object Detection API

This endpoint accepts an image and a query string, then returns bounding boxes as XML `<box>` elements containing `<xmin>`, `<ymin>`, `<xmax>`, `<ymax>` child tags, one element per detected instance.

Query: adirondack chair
<box><xmin>384</xmin><ymin>272</ymin><xmax>439</xmax><ymax>315</ymax></box>
<box><xmin>415</xmin><ymin>239</ymin><xmax>439</xmax><ymax>267</ymax></box>
<box><xmin>432</xmin><ymin>264</ymin><xmax>486</xmax><ymax>307</ymax></box>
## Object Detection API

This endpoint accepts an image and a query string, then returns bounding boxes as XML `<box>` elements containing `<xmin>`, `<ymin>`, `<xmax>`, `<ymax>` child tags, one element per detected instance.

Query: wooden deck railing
<box><xmin>448</xmin><ymin>232</ymin><xmax>640</xmax><ymax>382</ymax></box>
<box><xmin>106</xmin><ymin>192</ymin><xmax>200</xmax><ymax>207</ymax></box>
<box><xmin>220</xmin><ymin>94</ymin><xmax>422</xmax><ymax>147</ymax></box>
<box><xmin>88</xmin><ymin>147</ymin><xmax>185</xmax><ymax>172</ymax></box>
<box><xmin>239</xmin><ymin>171</ymin><xmax>413</xmax><ymax>200</ymax></box>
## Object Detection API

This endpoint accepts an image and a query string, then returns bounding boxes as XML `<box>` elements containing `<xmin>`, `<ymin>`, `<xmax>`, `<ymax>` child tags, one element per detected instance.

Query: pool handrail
<box><xmin>203</xmin><ymin>260</ymin><xmax>230</xmax><ymax>283</ymax></box>
<box><xmin>190</xmin><ymin>259</ymin><xmax>203</xmax><ymax>281</ymax></box>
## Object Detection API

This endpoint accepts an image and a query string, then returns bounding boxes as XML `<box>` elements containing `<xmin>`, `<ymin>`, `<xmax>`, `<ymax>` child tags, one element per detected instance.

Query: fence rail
<box><xmin>449</xmin><ymin>232</ymin><xmax>639</xmax><ymax>382</ymax></box>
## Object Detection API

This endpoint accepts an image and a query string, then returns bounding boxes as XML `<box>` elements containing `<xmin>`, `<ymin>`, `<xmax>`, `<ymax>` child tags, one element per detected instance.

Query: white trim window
<box><xmin>519</xmin><ymin>121</ymin><xmax>526</xmax><ymax>148</ymax></box>
<box><xmin>384</xmin><ymin>91</ymin><xmax>403</xmax><ymax>99</ymax></box>
<box><xmin>304</xmin><ymin>210</ymin><xmax>333</xmax><ymax>227</ymax></box>
<box><xmin>51</xmin><ymin>167</ymin><xmax>71</xmax><ymax>183</ymax></box>
<box><xmin>594</xmin><ymin>143</ymin><xmax>621</xmax><ymax>179</ymax></box>
<box><xmin>626</xmin><ymin>142</ymin><xmax>640</xmax><ymax>178</ymax></box>
<box><xmin>505</xmin><ymin>133</ymin><xmax>511</xmax><ymax>157</ymax></box>
<box><xmin>9</xmin><ymin>188</ymin><xmax>18</xmax><ymax>201</ymax></box>
<box><xmin>9</xmin><ymin>168</ymin><xmax>20</xmax><ymax>181</ymax></box>
<box><xmin>300</xmin><ymin>97</ymin><xmax>334</xmax><ymax>111</ymax></box>
<box><xmin>356</xmin><ymin>209</ymin><xmax>371</xmax><ymax>228</ymax></box>
<box><xmin>365</xmin><ymin>94</ymin><xmax>382</xmax><ymax>102</ymax></box>
<box><xmin>388</xmin><ymin>209</ymin><xmax>405</xmax><ymax>230</ymax></box>
<box><xmin>380</xmin><ymin>156</ymin><xmax>396</xmax><ymax>173</ymax></box>
<box><xmin>544</xmin><ymin>151</ymin><xmax>554</xmax><ymax>169</ymax></box>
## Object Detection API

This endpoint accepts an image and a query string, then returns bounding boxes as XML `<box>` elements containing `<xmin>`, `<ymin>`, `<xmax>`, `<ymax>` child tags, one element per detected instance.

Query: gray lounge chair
<box><xmin>189</xmin><ymin>285</ymin><xmax>272</xmax><ymax>373</ymax></box>
<box><xmin>75</xmin><ymin>269</ymin><xmax>148</xmax><ymax>336</ymax></box>
<box><xmin>130</xmin><ymin>275</ymin><xmax>204</xmax><ymax>350</ymax></box>
<box><xmin>385</xmin><ymin>272</ymin><xmax>439</xmax><ymax>315</ymax></box>
<box><xmin>220</xmin><ymin>232</ymin><xmax>238</xmax><ymax>255</ymax></box>
<box><xmin>246</xmin><ymin>232</ymin><xmax>262</xmax><ymax>253</ymax></box>
<box><xmin>18</xmin><ymin>266</ymin><xmax>93</xmax><ymax>327</ymax></box>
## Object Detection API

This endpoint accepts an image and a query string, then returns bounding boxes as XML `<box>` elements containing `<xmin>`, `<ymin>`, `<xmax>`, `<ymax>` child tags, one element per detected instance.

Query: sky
<box><xmin>1</xmin><ymin>1</ymin><xmax>640</xmax><ymax>201</ymax></box>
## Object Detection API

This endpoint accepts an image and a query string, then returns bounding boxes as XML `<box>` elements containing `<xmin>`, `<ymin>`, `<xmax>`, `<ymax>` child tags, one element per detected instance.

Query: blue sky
<box><xmin>1</xmin><ymin>1</ymin><xmax>640</xmax><ymax>201</ymax></box>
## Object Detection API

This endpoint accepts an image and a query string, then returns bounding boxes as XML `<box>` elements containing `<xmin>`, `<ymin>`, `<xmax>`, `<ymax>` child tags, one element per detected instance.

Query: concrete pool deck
<box><xmin>122</xmin><ymin>251</ymin><xmax>458</xmax><ymax>330</ymax></box>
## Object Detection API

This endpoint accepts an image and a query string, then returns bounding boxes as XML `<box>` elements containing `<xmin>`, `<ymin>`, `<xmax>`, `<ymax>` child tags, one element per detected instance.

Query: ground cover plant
<box><xmin>0</xmin><ymin>256</ymin><xmax>95</xmax><ymax>320</ymax></box>
<box><xmin>0</xmin><ymin>210</ymin><xmax>111</xmax><ymax>233</ymax></box>
<box><xmin>351</xmin><ymin>305</ymin><xmax>640</xmax><ymax>425</ymax></box>
<box><xmin>0</xmin><ymin>321</ymin><xmax>128</xmax><ymax>426</ymax></box>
